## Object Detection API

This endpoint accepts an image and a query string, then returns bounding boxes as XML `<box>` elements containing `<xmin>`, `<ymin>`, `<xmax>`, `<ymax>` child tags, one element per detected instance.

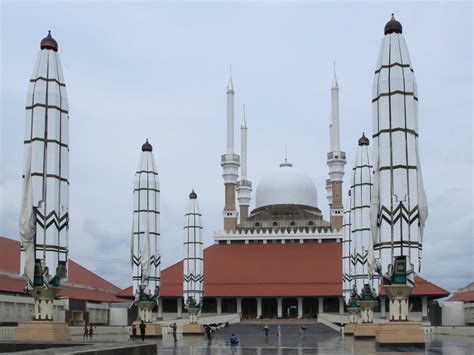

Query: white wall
<box><xmin>109</xmin><ymin>307</ymin><xmax>128</xmax><ymax>326</ymax></box>
<box><xmin>442</xmin><ymin>301</ymin><xmax>466</xmax><ymax>326</ymax></box>
<box><xmin>0</xmin><ymin>294</ymin><xmax>65</xmax><ymax>323</ymax></box>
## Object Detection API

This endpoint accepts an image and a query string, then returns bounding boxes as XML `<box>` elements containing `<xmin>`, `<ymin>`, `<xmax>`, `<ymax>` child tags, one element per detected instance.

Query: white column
<box><xmin>177</xmin><ymin>297</ymin><xmax>182</xmax><ymax>318</ymax></box>
<box><xmin>157</xmin><ymin>297</ymin><xmax>163</xmax><ymax>319</ymax></box>
<box><xmin>331</xmin><ymin>68</ymin><xmax>340</xmax><ymax>151</ymax></box>
<box><xmin>277</xmin><ymin>298</ymin><xmax>283</xmax><ymax>318</ymax></box>
<box><xmin>422</xmin><ymin>296</ymin><xmax>428</xmax><ymax>320</ymax></box>
<box><xmin>256</xmin><ymin>298</ymin><xmax>262</xmax><ymax>319</ymax></box>
<box><xmin>241</xmin><ymin>116</ymin><xmax>247</xmax><ymax>179</ymax></box>
<box><xmin>380</xmin><ymin>296</ymin><xmax>386</xmax><ymax>318</ymax></box>
<box><xmin>297</xmin><ymin>297</ymin><xmax>303</xmax><ymax>319</ymax></box>
<box><xmin>217</xmin><ymin>298</ymin><xmax>222</xmax><ymax>315</ymax></box>
<box><xmin>338</xmin><ymin>297</ymin><xmax>344</xmax><ymax>315</ymax></box>
<box><xmin>236</xmin><ymin>298</ymin><xmax>242</xmax><ymax>315</ymax></box>
<box><xmin>227</xmin><ymin>78</ymin><xmax>234</xmax><ymax>154</ymax></box>
<box><xmin>318</xmin><ymin>297</ymin><xmax>324</xmax><ymax>314</ymax></box>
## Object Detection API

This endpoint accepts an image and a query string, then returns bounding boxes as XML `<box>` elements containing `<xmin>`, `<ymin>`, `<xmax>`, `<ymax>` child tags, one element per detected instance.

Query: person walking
<box><xmin>131</xmin><ymin>324</ymin><xmax>137</xmax><ymax>339</ymax></box>
<box><xmin>139</xmin><ymin>320</ymin><xmax>146</xmax><ymax>341</ymax></box>
<box><xmin>205</xmin><ymin>324</ymin><xmax>212</xmax><ymax>340</ymax></box>
<box><xmin>83</xmin><ymin>324</ymin><xmax>89</xmax><ymax>339</ymax></box>
<box><xmin>89</xmin><ymin>325</ymin><xmax>94</xmax><ymax>340</ymax></box>
<box><xmin>264</xmin><ymin>324</ymin><xmax>269</xmax><ymax>336</ymax></box>
<box><xmin>170</xmin><ymin>322</ymin><xmax>177</xmax><ymax>343</ymax></box>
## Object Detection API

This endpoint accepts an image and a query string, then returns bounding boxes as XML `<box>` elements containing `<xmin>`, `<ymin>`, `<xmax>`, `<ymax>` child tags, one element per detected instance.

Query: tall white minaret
<box><xmin>236</xmin><ymin>105</ymin><xmax>252</xmax><ymax>224</ymax></box>
<box><xmin>19</xmin><ymin>32</ymin><xmax>69</xmax><ymax>322</ymax></box>
<box><xmin>183</xmin><ymin>189</ymin><xmax>204</xmax><ymax>324</ymax></box>
<box><xmin>371</xmin><ymin>14</ymin><xmax>428</xmax><ymax>323</ymax></box>
<box><xmin>327</xmin><ymin>65</ymin><xmax>346</xmax><ymax>230</ymax></box>
<box><xmin>131</xmin><ymin>139</ymin><xmax>161</xmax><ymax>323</ymax></box>
<box><xmin>220</xmin><ymin>69</ymin><xmax>240</xmax><ymax>231</ymax></box>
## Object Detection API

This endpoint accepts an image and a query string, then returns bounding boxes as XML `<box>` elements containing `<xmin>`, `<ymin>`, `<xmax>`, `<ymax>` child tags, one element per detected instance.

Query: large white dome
<box><xmin>255</xmin><ymin>162</ymin><xmax>318</xmax><ymax>209</ymax></box>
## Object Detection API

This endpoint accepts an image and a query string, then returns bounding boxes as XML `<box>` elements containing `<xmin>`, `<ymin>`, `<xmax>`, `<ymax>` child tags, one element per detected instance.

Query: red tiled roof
<box><xmin>67</xmin><ymin>260</ymin><xmax>120</xmax><ymax>292</ymax></box>
<box><xmin>120</xmin><ymin>242</ymin><xmax>343</xmax><ymax>298</ymax></box>
<box><xmin>116</xmin><ymin>286</ymin><xmax>133</xmax><ymax>299</ymax></box>
<box><xmin>0</xmin><ymin>236</ymin><xmax>126</xmax><ymax>302</ymax></box>
<box><xmin>379</xmin><ymin>276</ymin><xmax>449</xmax><ymax>297</ymax></box>
<box><xmin>0</xmin><ymin>275</ymin><xmax>26</xmax><ymax>293</ymax></box>
<box><xmin>448</xmin><ymin>291</ymin><xmax>474</xmax><ymax>302</ymax></box>
<box><xmin>0</xmin><ymin>237</ymin><xmax>20</xmax><ymax>274</ymax></box>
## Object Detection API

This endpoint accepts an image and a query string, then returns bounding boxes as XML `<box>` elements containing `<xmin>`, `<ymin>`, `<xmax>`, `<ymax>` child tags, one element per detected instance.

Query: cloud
<box><xmin>1</xmin><ymin>2</ymin><xmax>472</xmax><ymax>291</ymax></box>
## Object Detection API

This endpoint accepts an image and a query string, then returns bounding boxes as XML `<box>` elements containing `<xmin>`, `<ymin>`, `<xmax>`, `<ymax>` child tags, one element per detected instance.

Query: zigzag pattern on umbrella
<box><xmin>377</xmin><ymin>203</ymin><xmax>420</xmax><ymax>227</ymax></box>
<box><xmin>343</xmin><ymin>273</ymin><xmax>352</xmax><ymax>282</ymax></box>
<box><xmin>36</xmin><ymin>210</ymin><xmax>69</xmax><ymax>231</ymax></box>
<box><xmin>183</xmin><ymin>274</ymin><xmax>204</xmax><ymax>283</ymax></box>
<box><xmin>131</xmin><ymin>254</ymin><xmax>161</xmax><ymax>267</ymax></box>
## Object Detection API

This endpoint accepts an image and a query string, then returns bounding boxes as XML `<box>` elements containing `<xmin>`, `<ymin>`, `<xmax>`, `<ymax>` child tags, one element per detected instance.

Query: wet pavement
<box><xmin>71</xmin><ymin>323</ymin><xmax>474</xmax><ymax>354</ymax></box>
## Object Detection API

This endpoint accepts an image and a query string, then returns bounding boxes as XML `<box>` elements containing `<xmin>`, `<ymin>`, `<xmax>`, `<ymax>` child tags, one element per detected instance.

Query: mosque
<box><xmin>118</xmin><ymin>17</ymin><xmax>449</xmax><ymax>320</ymax></box>
<box><xmin>4</xmin><ymin>14</ymin><xmax>451</xmax><ymax>335</ymax></box>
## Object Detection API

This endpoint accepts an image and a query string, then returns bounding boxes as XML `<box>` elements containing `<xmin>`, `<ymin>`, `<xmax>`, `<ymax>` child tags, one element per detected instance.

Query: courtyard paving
<box><xmin>69</xmin><ymin>323</ymin><xmax>474</xmax><ymax>354</ymax></box>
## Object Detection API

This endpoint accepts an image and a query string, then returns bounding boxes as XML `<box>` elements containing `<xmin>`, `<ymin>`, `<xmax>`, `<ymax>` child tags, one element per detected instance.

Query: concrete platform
<box><xmin>15</xmin><ymin>321</ymin><xmax>71</xmax><ymax>341</ymax></box>
<box><xmin>354</xmin><ymin>323</ymin><xmax>377</xmax><ymax>338</ymax></box>
<box><xmin>130</xmin><ymin>323</ymin><xmax>162</xmax><ymax>339</ymax></box>
<box><xmin>182</xmin><ymin>323</ymin><xmax>204</xmax><ymax>335</ymax></box>
<box><xmin>343</xmin><ymin>323</ymin><xmax>356</xmax><ymax>335</ymax></box>
<box><xmin>376</xmin><ymin>322</ymin><xmax>424</xmax><ymax>346</ymax></box>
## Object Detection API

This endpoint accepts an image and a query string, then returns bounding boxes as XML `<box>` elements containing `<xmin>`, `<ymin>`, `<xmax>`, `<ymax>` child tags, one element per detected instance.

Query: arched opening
<box><xmin>222</xmin><ymin>298</ymin><xmax>237</xmax><ymax>313</ymax></box>
<box><xmin>303</xmin><ymin>298</ymin><xmax>319</xmax><ymax>318</ymax></box>
<box><xmin>241</xmin><ymin>298</ymin><xmax>257</xmax><ymax>319</ymax></box>
<box><xmin>323</xmin><ymin>297</ymin><xmax>339</xmax><ymax>313</ymax></box>
<box><xmin>282</xmin><ymin>298</ymin><xmax>298</xmax><ymax>318</ymax></box>
<box><xmin>202</xmin><ymin>298</ymin><xmax>217</xmax><ymax>313</ymax></box>
<box><xmin>262</xmin><ymin>298</ymin><xmax>277</xmax><ymax>318</ymax></box>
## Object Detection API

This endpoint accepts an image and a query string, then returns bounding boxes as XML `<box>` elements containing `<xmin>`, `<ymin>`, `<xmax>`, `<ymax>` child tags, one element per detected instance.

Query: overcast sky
<box><xmin>1</xmin><ymin>1</ymin><xmax>472</xmax><ymax>293</ymax></box>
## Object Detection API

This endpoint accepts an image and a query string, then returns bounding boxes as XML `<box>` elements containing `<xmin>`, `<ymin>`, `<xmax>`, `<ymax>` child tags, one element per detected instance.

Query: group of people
<box><xmin>263</xmin><ymin>324</ymin><xmax>306</xmax><ymax>336</ymax></box>
<box><xmin>82</xmin><ymin>324</ymin><xmax>94</xmax><ymax>340</ymax></box>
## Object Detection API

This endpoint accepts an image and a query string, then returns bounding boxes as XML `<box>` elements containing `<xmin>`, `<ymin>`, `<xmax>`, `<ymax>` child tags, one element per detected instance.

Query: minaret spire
<box><xmin>326</xmin><ymin>64</ymin><xmax>346</xmax><ymax>230</ymax></box>
<box><xmin>237</xmin><ymin>104</ymin><xmax>252</xmax><ymax>225</ymax></box>
<box><xmin>221</xmin><ymin>69</ymin><xmax>240</xmax><ymax>231</ymax></box>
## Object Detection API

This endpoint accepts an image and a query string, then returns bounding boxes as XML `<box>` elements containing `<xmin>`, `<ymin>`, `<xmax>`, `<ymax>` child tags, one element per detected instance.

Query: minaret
<box><xmin>131</xmin><ymin>139</ymin><xmax>161</xmax><ymax>323</ymax></box>
<box><xmin>236</xmin><ymin>105</ymin><xmax>252</xmax><ymax>225</ymax></box>
<box><xmin>327</xmin><ymin>65</ymin><xmax>346</xmax><ymax>230</ymax></box>
<box><xmin>371</xmin><ymin>15</ymin><xmax>428</xmax><ymax>323</ymax></box>
<box><xmin>183</xmin><ymin>189</ymin><xmax>204</xmax><ymax>324</ymax></box>
<box><xmin>220</xmin><ymin>70</ymin><xmax>240</xmax><ymax>231</ymax></box>
<box><xmin>350</xmin><ymin>134</ymin><xmax>379</xmax><ymax>323</ymax></box>
<box><xmin>19</xmin><ymin>32</ymin><xmax>70</xmax><ymax>323</ymax></box>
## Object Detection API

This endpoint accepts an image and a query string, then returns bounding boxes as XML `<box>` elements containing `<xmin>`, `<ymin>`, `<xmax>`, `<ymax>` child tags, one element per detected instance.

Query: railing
<box><xmin>221</xmin><ymin>154</ymin><xmax>240</xmax><ymax>163</ymax></box>
<box><xmin>0</xmin><ymin>327</ymin><xmax>16</xmax><ymax>339</ymax></box>
<box><xmin>237</xmin><ymin>180</ymin><xmax>252</xmax><ymax>188</ymax></box>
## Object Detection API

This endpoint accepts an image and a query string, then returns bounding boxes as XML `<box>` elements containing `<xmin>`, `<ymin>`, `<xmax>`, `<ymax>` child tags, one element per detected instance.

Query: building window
<box><xmin>308</xmin><ymin>221</ymin><xmax>314</xmax><ymax>226</ymax></box>
<box><xmin>290</xmin><ymin>221</ymin><xmax>296</xmax><ymax>226</ymax></box>
<box><xmin>273</xmin><ymin>222</ymin><xmax>278</xmax><ymax>227</ymax></box>
<box><xmin>255</xmin><ymin>222</ymin><xmax>260</xmax><ymax>227</ymax></box>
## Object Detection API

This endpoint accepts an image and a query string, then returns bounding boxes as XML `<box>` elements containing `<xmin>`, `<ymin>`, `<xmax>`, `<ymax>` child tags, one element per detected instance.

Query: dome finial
<box><xmin>189</xmin><ymin>189</ymin><xmax>197</xmax><ymax>199</ymax></box>
<box><xmin>142</xmin><ymin>138</ymin><xmax>153</xmax><ymax>152</ymax></box>
<box><xmin>280</xmin><ymin>146</ymin><xmax>293</xmax><ymax>167</ymax></box>
<box><xmin>384</xmin><ymin>13</ymin><xmax>402</xmax><ymax>35</ymax></box>
<box><xmin>358</xmin><ymin>132</ymin><xmax>370</xmax><ymax>146</ymax></box>
<box><xmin>40</xmin><ymin>30</ymin><xmax>58</xmax><ymax>52</ymax></box>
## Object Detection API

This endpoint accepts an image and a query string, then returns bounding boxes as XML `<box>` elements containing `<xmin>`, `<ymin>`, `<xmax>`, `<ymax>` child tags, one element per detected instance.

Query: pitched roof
<box><xmin>0</xmin><ymin>236</ymin><xmax>126</xmax><ymax>303</ymax></box>
<box><xmin>379</xmin><ymin>276</ymin><xmax>449</xmax><ymax>297</ymax></box>
<box><xmin>0</xmin><ymin>237</ymin><xmax>21</xmax><ymax>274</ymax></box>
<box><xmin>448</xmin><ymin>291</ymin><xmax>474</xmax><ymax>302</ymax></box>
<box><xmin>120</xmin><ymin>242</ymin><xmax>343</xmax><ymax>298</ymax></box>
